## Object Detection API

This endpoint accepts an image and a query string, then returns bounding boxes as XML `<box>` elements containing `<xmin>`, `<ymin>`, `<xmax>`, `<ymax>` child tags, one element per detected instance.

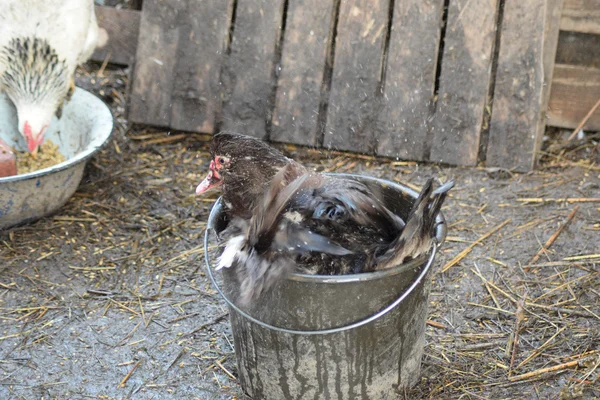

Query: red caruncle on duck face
<box><xmin>195</xmin><ymin>155</ymin><xmax>231</xmax><ymax>195</ymax></box>
<box><xmin>213</xmin><ymin>155</ymin><xmax>230</xmax><ymax>170</ymax></box>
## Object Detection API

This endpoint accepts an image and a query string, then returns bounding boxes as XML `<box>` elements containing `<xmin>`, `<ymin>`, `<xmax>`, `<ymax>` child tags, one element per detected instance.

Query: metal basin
<box><xmin>0</xmin><ymin>89</ymin><xmax>113</xmax><ymax>229</ymax></box>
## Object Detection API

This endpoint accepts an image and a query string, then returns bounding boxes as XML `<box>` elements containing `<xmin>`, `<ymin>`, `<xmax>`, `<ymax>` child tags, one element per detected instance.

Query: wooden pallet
<box><xmin>548</xmin><ymin>0</ymin><xmax>600</xmax><ymax>132</ymax></box>
<box><xmin>486</xmin><ymin>0</ymin><xmax>563</xmax><ymax>171</ymax></box>
<box><xmin>92</xmin><ymin>6</ymin><xmax>141</xmax><ymax>66</ymax></box>
<box><xmin>121</xmin><ymin>0</ymin><xmax>599</xmax><ymax>171</ymax></box>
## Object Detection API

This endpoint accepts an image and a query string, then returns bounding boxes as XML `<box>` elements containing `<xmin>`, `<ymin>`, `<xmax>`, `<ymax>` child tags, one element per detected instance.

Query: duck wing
<box><xmin>375</xmin><ymin>179</ymin><xmax>455</xmax><ymax>269</ymax></box>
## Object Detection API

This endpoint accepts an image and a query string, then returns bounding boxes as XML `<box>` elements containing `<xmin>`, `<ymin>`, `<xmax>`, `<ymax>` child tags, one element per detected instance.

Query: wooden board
<box><xmin>129</xmin><ymin>0</ymin><xmax>232</xmax><ymax>132</ymax></box>
<box><xmin>428</xmin><ymin>0</ymin><xmax>499</xmax><ymax>166</ymax></box>
<box><xmin>375</xmin><ymin>0</ymin><xmax>444</xmax><ymax>161</ymax></box>
<box><xmin>131</xmin><ymin>0</ymin><xmax>143</xmax><ymax>9</ymax></box>
<box><xmin>547</xmin><ymin>64</ymin><xmax>600</xmax><ymax>130</ymax></box>
<box><xmin>556</xmin><ymin>31</ymin><xmax>600</xmax><ymax>69</ymax></box>
<box><xmin>270</xmin><ymin>0</ymin><xmax>337</xmax><ymax>146</ymax></box>
<box><xmin>128</xmin><ymin>0</ymin><xmax>180</xmax><ymax>127</ymax></box>
<box><xmin>170</xmin><ymin>0</ymin><xmax>232</xmax><ymax>133</ymax></box>
<box><xmin>323</xmin><ymin>0</ymin><xmax>389</xmax><ymax>153</ymax></box>
<box><xmin>486</xmin><ymin>0</ymin><xmax>563</xmax><ymax>171</ymax></box>
<box><xmin>560</xmin><ymin>0</ymin><xmax>600</xmax><ymax>34</ymax></box>
<box><xmin>101</xmin><ymin>0</ymin><xmax>141</xmax><ymax>7</ymax></box>
<box><xmin>220</xmin><ymin>0</ymin><xmax>286</xmax><ymax>139</ymax></box>
<box><xmin>92</xmin><ymin>6</ymin><xmax>140</xmax><ymax>66</ymax></box>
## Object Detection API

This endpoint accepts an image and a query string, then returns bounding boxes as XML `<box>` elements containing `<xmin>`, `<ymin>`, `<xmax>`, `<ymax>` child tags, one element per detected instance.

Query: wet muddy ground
<box><xmin>0</xmin><ymin>63</ymin><xmax>598</xmax><ymax>399</ymax></box>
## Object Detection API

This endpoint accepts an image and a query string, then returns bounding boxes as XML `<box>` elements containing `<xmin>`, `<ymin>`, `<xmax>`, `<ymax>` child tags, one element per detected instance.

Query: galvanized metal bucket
<box><xmin>204</xmin><ymin>175</ymin><xmax>447</xmax><ymax>400</ymax></box>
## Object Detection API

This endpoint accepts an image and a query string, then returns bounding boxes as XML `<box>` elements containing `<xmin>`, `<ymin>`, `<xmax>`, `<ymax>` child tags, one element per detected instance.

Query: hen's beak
<box><xmin>27</xmin><ymin>137</ymin><xmax>43</xmax><ymax>158</ymax></box>
<box><xmin>196</xmin><ymin>168</ymin><xmax>223</xmax><ymax>195</ymax></box>
<box><xmin>23</xmin><ymin>122</ymin><xmax>45</xmax><ymax>158</ymax></box>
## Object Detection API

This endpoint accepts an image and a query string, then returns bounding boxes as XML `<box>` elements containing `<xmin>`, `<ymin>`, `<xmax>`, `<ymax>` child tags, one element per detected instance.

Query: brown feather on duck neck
<box><xmin>200</xmin><ymin>132</ymin><xmax>306</xmax><ymax>217</ymax></box>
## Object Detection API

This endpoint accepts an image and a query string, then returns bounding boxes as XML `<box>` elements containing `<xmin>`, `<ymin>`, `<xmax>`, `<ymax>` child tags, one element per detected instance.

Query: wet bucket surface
<box><xmin>204</xmin><ymin>174</ymin><xmax>447</xmax><ymax>400</ymax></box>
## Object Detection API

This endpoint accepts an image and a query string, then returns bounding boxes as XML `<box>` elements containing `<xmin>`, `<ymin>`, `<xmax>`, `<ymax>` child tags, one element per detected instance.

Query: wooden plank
<box><xmin>428</xmin><ymin>0</ymin><xmax>499</xmax><ymax>166</ymax></box>
<box><xmin>540</xmin><ymin>0</ymin><xmax>565</xmax><ymax>132</ymax></box>
<box><xmin>486</xmin><ymin>0</ymin><xmax>563</xmax><ymax>171</ymax></box>
<box><xmin>128</xmin><ymin>0</ymin><xmax>180</xmax><ymax>127</ymax></box>
<box><xmin>323</xmin><ymin>0</ymin><xmax>389</xmax><ymax>153</ymax></box>
<box><xmin>560</xmin><ymin>0</ymin><xmax>600</xmax><ymax>34</ymax></box>
<box><xmin>220</xmin><ymin>0</ymin><xmax>286</xmax><ymax>139</ymax></box>
<box><xmin>169</xmin><ymin>0</ymin><xmax>233</xmax><ymax>133</ymax></box>
<box><xmin>375</xmin><ymin>0</ymin><xmax>444</xmax><ymax>161</ymax></box>
<box><xmin>556</xmin><ymin>31</ymin><xmax>600</xmax><ymax>69</ymax></box>
<box><xmin>99</xmin><ymin>0</ymin><xmax>140</xmax><ymax>7</ymax></box>
<box><xmin>131</xmin><ymin>0</ymin><xmax>143</xmax><ymax>9</ymax></box>
<box><xmin>547</xmin><ymin>64</ymin><xmax>600</xmax><ymax>130</ymax></box>
<box><xmin>271</xmin><ymin>0</ymin><xmax>336</xmax><ymax>146</ymax></box>
<box><xmin>92</xmin><ymin>6</ymin><xmax>140</xmax><ymax>66</ymax></box>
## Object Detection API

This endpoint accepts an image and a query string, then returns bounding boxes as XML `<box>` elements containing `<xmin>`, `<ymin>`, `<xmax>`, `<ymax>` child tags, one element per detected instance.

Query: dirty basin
<box><xmin>0</xmin><ymin>89</ymin><xmax>113</xmax><ymax>229</ymax></box>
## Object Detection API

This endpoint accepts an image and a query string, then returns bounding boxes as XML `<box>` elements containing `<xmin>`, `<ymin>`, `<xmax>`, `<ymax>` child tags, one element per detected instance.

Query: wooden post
<box><xmin>376</xmin><ymin>0</ymin><xmax>444</xmax><ymax>161</ymax></box>
<box><xmin>220</xmin><ymin>0</ymin><xmax>286</xmax><ymax>139</ymax></box>
<box><xmin>271</xmin><ymin>0</ymin><xmax>337</xmax><ymax>146</ymax></box>
<box><xmin>429</xmin><ymin>0</ymin><xmax>499</xmax><ymax>166</ymax></box>
<box><xmin>486</xmin><ymin>0</ymin><xmax>564</xmax><ymax>171</ymax></box>
<box><xmin>323</xmin><ymin>0</ymin><xmax>389</xmax><ymax>153</ymax></box>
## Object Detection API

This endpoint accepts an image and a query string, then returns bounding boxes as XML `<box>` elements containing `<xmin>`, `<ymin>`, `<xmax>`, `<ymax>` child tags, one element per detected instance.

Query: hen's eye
<box><xmin>219</xmin><ymin>157</ymin><xmax>225</xmax><ymax>164</ymax></box>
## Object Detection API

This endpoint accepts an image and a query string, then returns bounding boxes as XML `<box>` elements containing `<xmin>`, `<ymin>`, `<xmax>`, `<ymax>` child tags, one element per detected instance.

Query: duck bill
<box><xmin>196</xmin><ymin>170</ymin><xmax>223</xmax><ymax>195</ymax></box>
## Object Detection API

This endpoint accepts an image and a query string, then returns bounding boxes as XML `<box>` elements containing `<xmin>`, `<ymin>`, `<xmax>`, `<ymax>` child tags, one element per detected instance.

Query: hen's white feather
<box><xmin>0</xmin><ymin>0</ymin><xmax>101</xmax><ymax>73</ymax></box>
<box><xmin>0</xmin><ymin>0</ymin><xmax>105</xmax><ymax>150</ymax></box>
<box><xmin>0</xmin><ymin>0</ymin><xmax>99</xmax><ymax>72</ymax></box>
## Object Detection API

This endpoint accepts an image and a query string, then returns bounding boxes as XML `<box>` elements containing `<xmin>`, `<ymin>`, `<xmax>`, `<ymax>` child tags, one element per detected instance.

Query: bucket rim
<box><xmin>204</xmin><ymin>227</ymin><xmax>436</xmax><ymax>335</ymax></box>
<box><xmin>205</xmin><ymin>173</ymin><xmax>446</xmax><ymax>284</ymax></box>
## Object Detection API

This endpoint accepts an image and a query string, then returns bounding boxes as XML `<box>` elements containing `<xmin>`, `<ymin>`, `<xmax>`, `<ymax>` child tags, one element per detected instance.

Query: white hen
<box><xmin>0</xmin><ymin>0</ymin><xmax>107</xmax><ymax>154</ymax></box>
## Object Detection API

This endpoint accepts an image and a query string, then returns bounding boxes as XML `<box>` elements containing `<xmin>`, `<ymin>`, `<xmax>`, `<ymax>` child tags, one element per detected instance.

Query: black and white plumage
<box><xmin>0</xmin><ymin>0</ymin><xmax>107</xmax><ymax>154</ymax></box>
<box><xmin>197</xmin><ymin>133</ymin><xmax>454</xmax><ymax>304</ymax></box>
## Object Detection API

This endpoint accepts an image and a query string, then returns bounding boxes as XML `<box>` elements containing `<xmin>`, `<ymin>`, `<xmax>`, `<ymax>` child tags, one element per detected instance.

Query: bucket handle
<box><xmin>204</xmin><ymin>225</ymin><xmax>437</xmax><ymax>336</ymax></box>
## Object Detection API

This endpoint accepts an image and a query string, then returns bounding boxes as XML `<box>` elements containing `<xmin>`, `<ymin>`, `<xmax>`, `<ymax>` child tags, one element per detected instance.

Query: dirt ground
<box><xmin>0</xmin><ymin>62</ymin><xmax>599</xmax><ymax>400</ymax></box>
